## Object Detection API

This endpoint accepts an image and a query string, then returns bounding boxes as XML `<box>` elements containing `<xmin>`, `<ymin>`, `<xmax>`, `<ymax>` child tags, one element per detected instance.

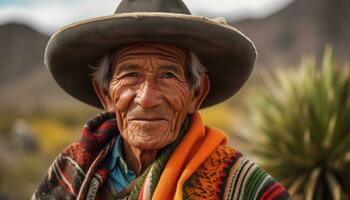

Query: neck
<box><xmin>122</xmin><ymin>140</ymin><xmax>158</xmax><ymax>176</ymax></box>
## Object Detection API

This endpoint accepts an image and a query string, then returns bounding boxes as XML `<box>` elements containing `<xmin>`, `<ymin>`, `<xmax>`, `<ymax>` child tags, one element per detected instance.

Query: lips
<box><xmin>128</xmin><ymin>116</ymin><xmax>169</xmax><ymax>122</ymax></box>
<box><xmin>129</xmin><ymin>118</ymin><xmax>168</xmax><ymax>122</ymax></box>
<box><xmin>127</xmin><ymin>109</ymin><xmax>171</xmax><ymax>123</ymax></box>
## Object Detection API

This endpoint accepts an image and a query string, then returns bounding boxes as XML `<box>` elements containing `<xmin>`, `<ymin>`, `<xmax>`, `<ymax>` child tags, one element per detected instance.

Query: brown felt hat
<box><xmin>45</xmin><ymin>0</ymin><xmax>257</xmax><ymax>109</ymax></box>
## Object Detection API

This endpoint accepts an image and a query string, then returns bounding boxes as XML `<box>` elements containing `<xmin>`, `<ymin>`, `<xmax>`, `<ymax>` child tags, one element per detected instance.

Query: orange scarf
<box><xmin>152</xmin><ymin>112</ymin><xmax>227</xmax><ymax>200</ymax></box>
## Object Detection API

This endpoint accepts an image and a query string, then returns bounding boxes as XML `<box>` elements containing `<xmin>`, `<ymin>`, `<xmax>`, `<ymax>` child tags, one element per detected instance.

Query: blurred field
<box><xmin>0</xmin><ymin>109</ymin><xmax>96</xmax><ymax>199</ymax></box>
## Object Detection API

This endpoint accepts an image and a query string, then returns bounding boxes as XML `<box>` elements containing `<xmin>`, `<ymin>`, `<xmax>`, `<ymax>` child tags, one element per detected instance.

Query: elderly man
<box><xmin>33</xmin><ymin>0</ymin><xmax>290</xmax><ymax>199</ymax></box>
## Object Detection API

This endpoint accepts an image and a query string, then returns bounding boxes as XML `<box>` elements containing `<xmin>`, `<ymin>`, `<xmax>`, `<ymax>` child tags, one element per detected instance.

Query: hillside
<box><xmin>0</xmin><ymin>23</ymin><xmax>48</xmax><ymax>85</ymax></box>
<box><xmin>231</xmin><ymin>0</ymin><xmax>350</xmax><ymax>68</ymax></box>
<box><xmin>0</xmin><ymin>23</ymin><xmax>89</xmax><ymax>111</ymax></box>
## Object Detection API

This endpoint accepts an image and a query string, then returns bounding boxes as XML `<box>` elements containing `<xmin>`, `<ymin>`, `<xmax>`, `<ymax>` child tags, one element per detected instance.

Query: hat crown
<box><xmin>115</xmin><ymin>0</ymin><xmax>191</xmax><ymax>14</ymax></box>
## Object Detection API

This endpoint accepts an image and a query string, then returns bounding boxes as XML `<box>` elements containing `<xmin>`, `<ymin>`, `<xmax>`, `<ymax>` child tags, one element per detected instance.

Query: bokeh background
<box><xmin>0</xmin><ymin>0</ymin><xmax>349</xmax><ymax>199</ymax></box>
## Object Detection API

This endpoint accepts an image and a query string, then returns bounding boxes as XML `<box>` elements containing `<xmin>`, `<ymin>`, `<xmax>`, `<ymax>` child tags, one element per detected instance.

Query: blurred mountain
<box><xmin>0</xmin><ymin>23</ymin><xmax>47</xmax><ymax>85</ymax></box>
<box><xmin>0</xmin><ymin>0</ymin><xmax>349</xmax><ymax>110</ymax></box>
<box><xmin>0</xmin><ymin>23</ymin><xmax>89</xmax><ymax>111</ymax></box>
<box><xmin>231</xmin><ymin>0</ymin><xmax>350</xmax><ymax>68</ymax></box>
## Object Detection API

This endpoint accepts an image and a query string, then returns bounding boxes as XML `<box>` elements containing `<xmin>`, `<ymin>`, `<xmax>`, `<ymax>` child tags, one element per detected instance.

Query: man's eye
<box><xmin>124</xmin><ymin>72</ymin><xmax>140</xmax><ymax>78</ymax></box>
<box><xmin>161</xmin><ymin>72</ymin><xmax>176</xmax><ymax>79</ymax></box>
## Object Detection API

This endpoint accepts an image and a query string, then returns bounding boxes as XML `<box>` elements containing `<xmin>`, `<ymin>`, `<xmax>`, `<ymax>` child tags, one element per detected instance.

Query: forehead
<box><xmin>113</xmin><ymin>43</ymin><xmax>188</xmax><ymax>65</ymax></box>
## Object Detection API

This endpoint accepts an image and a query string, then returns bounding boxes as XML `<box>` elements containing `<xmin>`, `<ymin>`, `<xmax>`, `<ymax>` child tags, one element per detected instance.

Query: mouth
<box><xmin>128</xmin><ymin>117</ymin><xmax>168</xmax><ymax>122</ymax></box>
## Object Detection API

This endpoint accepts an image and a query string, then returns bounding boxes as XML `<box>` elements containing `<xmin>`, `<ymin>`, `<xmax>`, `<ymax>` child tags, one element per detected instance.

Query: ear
<box><xmin>92</xmin><ymin>79</ymin><xmax>115</xmax><ymax>112</ymax></box>
<box><xmin>188</xmin><ymin>74</ymin><xmax>210</xmax><ymax>113</ymax></box>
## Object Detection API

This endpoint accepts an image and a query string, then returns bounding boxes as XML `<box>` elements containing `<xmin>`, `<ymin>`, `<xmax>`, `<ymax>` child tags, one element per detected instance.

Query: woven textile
<box><xmin>32</xmin><ymin>112</ymin><xmax>116</xmax><ymax>200</ymax></box>
<box><xmin>32</xmin><ymin>112</ymin><xmax>290</xmax><ymax>200</ymax></box>
<box><xmin>182</xmin><ymin>146</ymin><xmax>290</xmax><ymax>199</ymax></box>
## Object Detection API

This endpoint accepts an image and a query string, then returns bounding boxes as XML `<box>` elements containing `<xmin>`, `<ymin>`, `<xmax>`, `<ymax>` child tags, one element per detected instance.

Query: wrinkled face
<box><xmin>103</xmin><ymin>43</ymin><xmax>199</xmax><ymax>150</ymax></box>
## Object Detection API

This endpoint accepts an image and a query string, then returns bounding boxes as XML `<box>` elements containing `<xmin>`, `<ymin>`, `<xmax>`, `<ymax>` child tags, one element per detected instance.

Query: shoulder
<box><xmin>60</xmin><ymin>142</ymin><xmax>95</xmax><ymax>172</ymax></box>
<box><xmin>32</xmin><ymin>141</ymin><xmax>111</xmax><ymax>199</ymax></box>
<box><xmin>218</xmin><ymin>146</ymin><xmax>290</xmax><ymax>200</ymax></box>
<box><xmin>32</xmin><ymin>143</ymin><xmax>86</xmax><ymax>199</ymax></box>
<box><xmin>183</xmin><ymin>145</ymin><xmax>290</xmax><ymax>200</ymax></box>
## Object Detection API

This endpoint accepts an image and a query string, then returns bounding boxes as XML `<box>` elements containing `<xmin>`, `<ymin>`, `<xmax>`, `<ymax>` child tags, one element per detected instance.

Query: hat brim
<box><xmin>45</xmin><ymin>12</ymin><xmax>256</xmax><ymax>109</ymax></box>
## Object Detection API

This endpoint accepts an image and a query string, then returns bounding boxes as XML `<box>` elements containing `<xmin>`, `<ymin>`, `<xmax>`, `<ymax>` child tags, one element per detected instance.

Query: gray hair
<box><xmin>91</xmin><ymin>51</ymin><xmax>207</xmax><ymax>94</ymax></box>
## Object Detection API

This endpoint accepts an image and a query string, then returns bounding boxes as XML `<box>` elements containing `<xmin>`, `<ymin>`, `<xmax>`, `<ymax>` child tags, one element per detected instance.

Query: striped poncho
<box><xmin>32</xmin><ymin>112</ymin><xmax>290</xmax><ymax>200</ymax></box>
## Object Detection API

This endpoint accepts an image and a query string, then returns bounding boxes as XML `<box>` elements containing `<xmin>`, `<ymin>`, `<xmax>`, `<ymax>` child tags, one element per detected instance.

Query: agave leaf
<box><xmin>323</xmin><ymin>114</ymin><xmax>337</xmax><ymax>149</ymax></box>
<box><xmin>305</xmin><ymin>168</ymin><xmax>321</xmax><ymax>200</ymax></box>
<box><xmin>288</xmin><ymin>175</ymin><xmax>307</xmax><ymax>196</ymax></box>
<box><xmin>238</xmin><ymin>48</ymin><xmax>350</xmax><ymax>198</ymax></box>
<box><xmin>322</xmin><ymin>46</ymin><xmax>334</xmax><ymax>88</ymax></box>
<box><xmin>326</xmin><ymin>172</ymin><xmax>342</xmax><ymax>200</ymax></box>
<box><xmin>329</xmin><ymin>131</ymin><xmax>350</xmax><ymax>160</ymax></box>
<box><xmin>346</xmin><ymin>151</ymin><xmax>350</xmax><ymax>162</ymax></box>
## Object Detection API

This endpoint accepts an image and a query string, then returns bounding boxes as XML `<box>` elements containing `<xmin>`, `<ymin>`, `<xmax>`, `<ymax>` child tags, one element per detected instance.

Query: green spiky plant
<box><xmin>238</xmin><ymin>48</ymin><xmax>350</xmax><ymax>200</ymax></box>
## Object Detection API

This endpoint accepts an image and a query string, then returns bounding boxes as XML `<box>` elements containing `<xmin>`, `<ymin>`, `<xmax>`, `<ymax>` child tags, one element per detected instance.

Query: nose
<box><xmin>135</xmin><ymin>81</ymin><xmax>162</xmax><ymax>108</ymax></box>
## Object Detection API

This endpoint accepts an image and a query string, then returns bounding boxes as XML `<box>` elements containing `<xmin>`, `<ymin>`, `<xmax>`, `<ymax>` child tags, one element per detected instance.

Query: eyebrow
<box><xmin>160</xmin><ymin>65</ymin><xmax>180</xmax><ymax>74</ymax></box>
<box><xmin>156</xmin><ymin>55</ymin><xmax>184</xmax><ymax>66</ymax></box>
<box><xmin>117</xmin><ymin>63</ymin><xmax>140</xmax><ymax>73</ymax></box>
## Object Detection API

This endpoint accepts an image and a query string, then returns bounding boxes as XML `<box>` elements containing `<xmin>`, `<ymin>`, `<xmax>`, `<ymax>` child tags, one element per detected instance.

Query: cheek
<box><xmin>109</xmin><ymin>81</ymin><xmax>137</xmax><ymax>112</ymax></box>
<box><xmin>115</xmin><ymin>89</ymin><xmax>136</xmax><ymax>112</ymax></box>
<box><xmin>109</xmin><ymin>81</ymin><xmax>137</xmax><ymax>134</ymax></box>
<box><xmin>161</xmin><ymin>81</ymin><xmax>192</xmax><ymax>112</ymax></box>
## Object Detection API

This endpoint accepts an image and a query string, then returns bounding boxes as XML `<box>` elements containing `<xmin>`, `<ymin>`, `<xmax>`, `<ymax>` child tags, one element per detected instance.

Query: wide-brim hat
<box><xmin>45</xmin><ymin>0</ymin><xmax>257</xmax><ymax>109</ymax></box>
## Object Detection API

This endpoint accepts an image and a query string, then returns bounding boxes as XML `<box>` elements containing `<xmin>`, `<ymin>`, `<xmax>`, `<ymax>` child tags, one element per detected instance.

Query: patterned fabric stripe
<box><xmin>260</xmin><ymin>182</ymin><xmax>280</xmax><ymax>199</ymax></box>
<box><xmin>77</xmin><ymin>140</ymin><xmax>114</xmax><ymax>200</ymax></box>
<box><xmin>266</xmin><ymin>185</ymin><xmax>288</xmax><ymax>200</ymax></box>
<box><xmin>86</xmin><ymin>175</ymin><xmax>102</xmax><ymax>200</ymax></box>
<box><xmin>260</xmin><ymin>181</ymin><xmax>289</xmax><ymax>200</ymax></box>
<box><xmin>224</xmin><ymin>157</ymin><xmax>290</xmax><ymax>200</ymax></box>
<box><xmin>80</xmin><ymin>120</ymin><xmax>116</xmax><ymax>156</ymax></box>
<box><xmin>32</xmin><ymin>112</ymin><xmax>121</xmax><ymax>199</ymax></box>
<box><xmin>55</xmin><ymin>153</ymin><xmax>86</xmax><ymax>193</ymax></box>
<box><xmin>269</xmin><ymin>189</ymin><xmax>291</xmax><ymax>200</ymax></box>
<box><xmin>54</xmin><ymin>158</ymin><xmax>78</xmax><ymax>197</ymax></box>
<box><xmin>243</xmin><ymin>166</ymin><xmax>269</xmax><ymax>199</ymax></box>
<box><xmin>141</xmin><ymin>165</ymin><xmax>155</xmax><ymax>200</ymax></box>
<box><xmin>95</xmin><ymin>173</ymin><xmax>103</xmax><ymax>184</ymax></box>
<box><xmin>226</xmin><ymin>158</ymin><xmax>249</xmax><ymax>199</ymax></box>
<box><xmin>254</xmin><ymin>175</ymin><xmax>271</xmax><ymax>199</ymax></box>
<box><xmin>139</xmin><ymin>182</ymin><xmax>145</xmax><ymax>200</ymax></box>
<box><xmin>254</xmin><ymin>174</ymin><xmax>290</xmax><ymax>200</ymax></box>
<box><xmin>61</xmin><ymin>143</ymin><xmax>93</xmax><ymax>173</ymax></box>
<box><xmin>222</xmin><ymin>153</ymin><xmax>244</xmax><ymax>199</ymax></box>
<box><xmin>225</xmin><ymin>158</ymin><xmax>256</xmax><ymax>200</ymax></box>
<box><xmin>237</xmin><ymin>161</ymin><xmax>258</xmax><ymax>200</ymax></box>
<box><xmin>31</xmin><ymin>154</ymin><xmax>77</xmax><ymax>199</ymax></box>
<box><xmin>63</xmin><ymin>155</ymin><xmax>86</xmax><ymax>176</ymax></box>
<box><xmin>233</xmin><ymin>159</ymin><xmax>255</xmax><ymax>200</ymax></box>
<box><xmin>248</xmin><ymin>166</ymin><xmax>290</xmax><ymax>200</ymax></box>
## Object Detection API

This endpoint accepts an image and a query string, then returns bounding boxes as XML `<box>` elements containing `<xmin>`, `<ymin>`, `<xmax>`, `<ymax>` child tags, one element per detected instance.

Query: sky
<box><xmin>0</xmin><ymin>0</ymin><xmax>293</xmax><ymax>34</ymax></box>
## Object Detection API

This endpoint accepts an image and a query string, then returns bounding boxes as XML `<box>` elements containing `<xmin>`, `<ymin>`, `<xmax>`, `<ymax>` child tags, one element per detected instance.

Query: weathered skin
<box><xmin>93</xmin><ymin>43</ymin><xmax>209</xmax><ymax>175</ymax></box>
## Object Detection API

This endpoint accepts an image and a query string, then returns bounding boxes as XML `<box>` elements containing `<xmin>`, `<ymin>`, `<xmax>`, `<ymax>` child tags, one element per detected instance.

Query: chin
<box><xmin>123</xmin><ymin>123</ymin><xmax>178</xmax><ymax>150</ymax></box>
<box><xmin>129</xmin><ymin>134</ymin><xmax>178</xmax><ymax>150</ymax></box>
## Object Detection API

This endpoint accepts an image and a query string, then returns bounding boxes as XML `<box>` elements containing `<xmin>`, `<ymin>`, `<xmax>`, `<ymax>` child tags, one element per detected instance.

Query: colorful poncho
<box><xmin>32</xmin><ymin>112</ymin><xmax>290</xmax><ymax>200</ymax></box>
